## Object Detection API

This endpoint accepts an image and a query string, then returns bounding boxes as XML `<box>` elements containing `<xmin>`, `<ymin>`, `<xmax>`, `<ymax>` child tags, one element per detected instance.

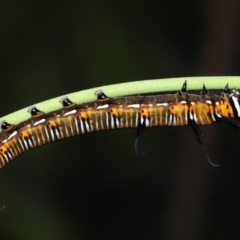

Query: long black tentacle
<box><xmin>135</xmin><ymin>123</ymin><xmax>151</xmax><ymax>157</ymax></box>
<box><xmin>217</xmin><ymin>116</ymin><xmax>240</xmax><ymax>132</ymax></box>
<box><xmin>189</xmin><ymin>119</ymin><xmax>219</xmax><ymax>167</ymax></box>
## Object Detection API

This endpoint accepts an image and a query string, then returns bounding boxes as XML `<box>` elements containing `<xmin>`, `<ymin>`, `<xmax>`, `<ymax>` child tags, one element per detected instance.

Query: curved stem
<box><xmin>1</xmin><ymin>76</ymin><xmax>240</xmax><ymax>130</ymax></box>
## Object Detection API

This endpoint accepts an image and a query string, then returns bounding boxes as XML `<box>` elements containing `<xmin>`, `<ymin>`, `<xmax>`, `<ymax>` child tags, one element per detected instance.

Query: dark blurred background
<box><xmin>1</xmin><ymin>1</ymin><xmax>240</xmax><ymax>239</ymax></box>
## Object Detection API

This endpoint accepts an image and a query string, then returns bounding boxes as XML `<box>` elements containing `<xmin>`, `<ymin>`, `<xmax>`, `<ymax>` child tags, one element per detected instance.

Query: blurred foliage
<box><xmin>1</xmin><ymin>1</ymin><xmax>240</xmax><ymax>239</ymax></box>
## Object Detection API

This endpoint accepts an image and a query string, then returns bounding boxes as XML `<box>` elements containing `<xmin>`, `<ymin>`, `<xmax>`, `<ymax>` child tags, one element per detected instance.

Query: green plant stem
<box><xmin>1</xmin><ymin>76</ymin><xmax>240</xmax><ymax>129</ymax></box>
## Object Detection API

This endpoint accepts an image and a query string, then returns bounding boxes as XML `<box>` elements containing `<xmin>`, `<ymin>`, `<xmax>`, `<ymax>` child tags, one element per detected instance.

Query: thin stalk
<box><xmin>1</xmin><ymin>76</ymin><xmax>240</xmax><ymax>129</ymax></box>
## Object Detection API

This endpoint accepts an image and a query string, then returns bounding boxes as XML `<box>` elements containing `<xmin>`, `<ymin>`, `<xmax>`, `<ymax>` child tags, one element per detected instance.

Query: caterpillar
<box><xmin>0</xmin><ymin>81</ymin><xmax>240</xmax><ymax>169</ymax></box>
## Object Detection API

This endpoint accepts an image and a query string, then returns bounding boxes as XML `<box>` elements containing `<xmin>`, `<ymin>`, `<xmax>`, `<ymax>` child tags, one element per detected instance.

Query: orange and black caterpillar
<box><xmin>1</xmin><ymin>81</ymin><xmax>240</xmax><ymax>169</ymax></box>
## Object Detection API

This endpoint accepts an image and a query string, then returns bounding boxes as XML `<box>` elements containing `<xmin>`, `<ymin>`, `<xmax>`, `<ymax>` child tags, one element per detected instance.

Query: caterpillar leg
<box><xmin>135</xmin><ymin>123</ymin><xmax>151</xmax><ymax>158</ymax></box>
<box><xmin>189</xmin><ymin>119</ymin><xmax>219</xmax><ymax>167</ymax></box>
